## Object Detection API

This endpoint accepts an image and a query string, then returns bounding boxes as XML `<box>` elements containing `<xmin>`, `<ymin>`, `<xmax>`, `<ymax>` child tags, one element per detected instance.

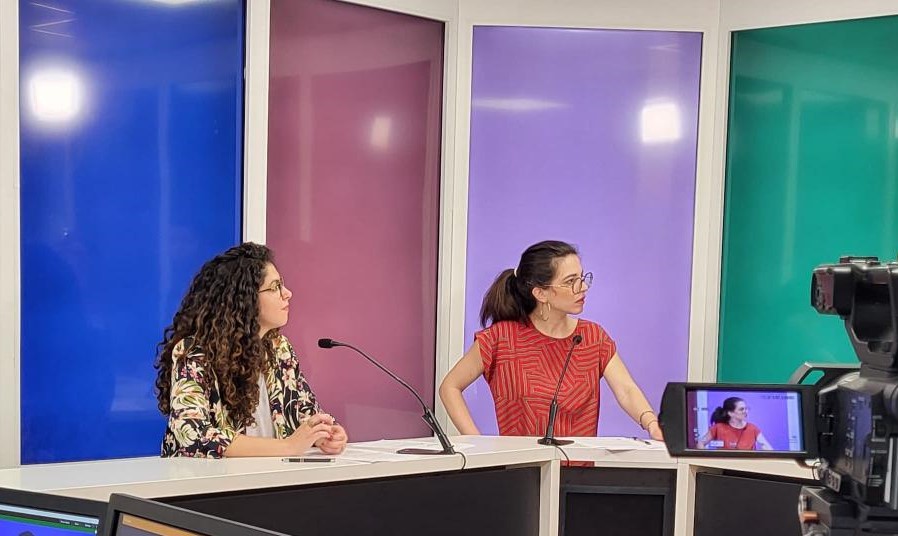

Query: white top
<box><xmin>244</xmin><ymin>374</ymin><xmax>275</xmax><ymax>439</ymax></box>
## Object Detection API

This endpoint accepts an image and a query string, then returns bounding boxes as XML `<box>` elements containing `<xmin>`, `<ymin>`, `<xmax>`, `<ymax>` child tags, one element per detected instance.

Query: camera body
<box><xmin>660</xmin><ymin>256</ymin><xmax>898</xmax><ymax>532</ymax></box>
<box><xmin>813</xmin><ymin>257</ymin><xmax>898</xmax><ymax>508</ymax></box>
<box><xmin>816</xmin><ymin>370</ymin><xmax>898</xmax><ymax>508</ymax></box>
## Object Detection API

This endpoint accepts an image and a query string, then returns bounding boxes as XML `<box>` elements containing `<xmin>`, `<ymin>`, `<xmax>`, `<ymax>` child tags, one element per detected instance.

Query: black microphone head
<box><xmin>317</xmin><ymin>338</ymin><xmax>336</xmax><ymax>349</ymax></box>
<box><xmin>572</xmin><ymin>334</ymin><xmax>583</xmax><ymax>345</ymax></box>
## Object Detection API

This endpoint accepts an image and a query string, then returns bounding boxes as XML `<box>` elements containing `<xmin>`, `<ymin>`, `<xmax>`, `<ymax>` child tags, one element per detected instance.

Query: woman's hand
<box><xmin>647</xmin><ymin>420</ymin><xmax>664</xmax><ymax>441</ymax></box>
<box><xmin>315</xmin><ymin>424</ymin><xmax>348</xmax><ymax>455</ymax></box>
<box><xmin>286</xmin><ymin>413</ymin><xmax>335</xmax><ymax>454</ymax></box>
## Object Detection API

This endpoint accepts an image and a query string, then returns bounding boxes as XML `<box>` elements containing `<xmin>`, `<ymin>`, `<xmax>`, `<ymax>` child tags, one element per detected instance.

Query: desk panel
<box><xmin>694</xmin><ymin>471</ymin><xmax>813</xmax><ymax>536</ymax></box>
<box><xmin>165</xmin><ymin>467</ymin><xmax>540</xmax><ymax>536</ymax></box>
<box><xmin>561</xmin><ymin>467</ymin><xmax>676</xmax><ymax>536</ymax></box>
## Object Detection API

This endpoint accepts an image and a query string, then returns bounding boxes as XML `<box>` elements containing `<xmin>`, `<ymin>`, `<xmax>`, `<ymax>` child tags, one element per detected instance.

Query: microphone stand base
<box><xmin>537</xmin><ymin>437</ymin><xmax>574</xmax><ymax>446</ymax></box>
<box><xmin>396</xmin><ymin>447</ymin><xmax>457</xmax><ymax>455</ymax></box>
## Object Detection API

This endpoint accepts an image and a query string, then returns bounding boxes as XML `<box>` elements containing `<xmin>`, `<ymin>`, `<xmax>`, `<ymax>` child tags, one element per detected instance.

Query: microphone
<box><xmin>537</xmin><ymin>334</ymin><xmax>583</xmax><ymax>446</ymax></box>
<box><xmin>317</xmin><ymin>338</ymin><xmax>456</xmax><ymax>455</ymax></box>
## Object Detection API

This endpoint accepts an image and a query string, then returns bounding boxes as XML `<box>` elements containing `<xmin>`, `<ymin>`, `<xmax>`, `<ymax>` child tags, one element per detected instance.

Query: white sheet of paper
<box><xmin>332</xmin><ymin>447</ymin><xmax>425</xmax><ymax>463</ymax></box>
<box><xmin>567</xmin><ymin>436</ymin><xmax>667</xmax><ymax>451</ymax></box>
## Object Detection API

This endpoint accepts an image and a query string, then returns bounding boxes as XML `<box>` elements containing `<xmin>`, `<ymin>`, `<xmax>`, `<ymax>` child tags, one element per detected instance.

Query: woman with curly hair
<box><xmin>155</xmin><ymin>242</ymin><xmax>347</xmax><ymax>458</ymax></box>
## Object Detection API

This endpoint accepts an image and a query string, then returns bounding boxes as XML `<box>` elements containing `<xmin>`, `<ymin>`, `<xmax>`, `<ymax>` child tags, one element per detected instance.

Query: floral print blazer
<box><xmin>161</xmin><ymin>334</ymin><xmax>322</xmax><ymax>458</ymax></box>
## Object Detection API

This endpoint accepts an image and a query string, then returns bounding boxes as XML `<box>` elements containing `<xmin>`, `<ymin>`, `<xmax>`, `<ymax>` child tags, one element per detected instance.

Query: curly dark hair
<box><xmin>154</xmin><ymin>242</ymin><xmax>277</xmax><ymax>429</ymax></box>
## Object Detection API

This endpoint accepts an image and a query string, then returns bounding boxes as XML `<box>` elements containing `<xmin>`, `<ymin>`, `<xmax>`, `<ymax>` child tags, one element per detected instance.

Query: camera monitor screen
<box><xmin>660</xmin><ymin>383</ymin><xmax>818</xmax><ymax>458</ymax></box>
<box><xmin>686</xmin><ymin>389</ymin><xmax>804</xmax><ymax>452</ymax></box>
<box><xmin>0</xmin><ymin>488</ymin><xmax>104</xmax><ymax>535</ymax></box>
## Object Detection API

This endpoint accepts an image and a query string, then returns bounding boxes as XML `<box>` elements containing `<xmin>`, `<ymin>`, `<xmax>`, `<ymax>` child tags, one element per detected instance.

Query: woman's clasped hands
<box><xmin>288</xmin><ymin>413</ymin><xmax>348</xmax><ymax>455</ymax></box>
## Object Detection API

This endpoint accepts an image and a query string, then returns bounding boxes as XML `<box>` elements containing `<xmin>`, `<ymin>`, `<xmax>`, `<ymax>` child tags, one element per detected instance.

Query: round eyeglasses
<box><xmin>259</xmin><ymin>278</ymin><xmax>288</xmax><ymax>298</ymax></box>
<box><xmin>547</xmin><ymin>272</ymin><xmax>593</xmax><ymax>294</ymax></box>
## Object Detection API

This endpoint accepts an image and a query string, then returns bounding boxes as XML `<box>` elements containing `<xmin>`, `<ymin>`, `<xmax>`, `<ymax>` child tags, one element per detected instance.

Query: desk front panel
<box><xmin>164</xmin><ymin>466</ymin><xmax>541</xmax><ymax>536</ymax></box>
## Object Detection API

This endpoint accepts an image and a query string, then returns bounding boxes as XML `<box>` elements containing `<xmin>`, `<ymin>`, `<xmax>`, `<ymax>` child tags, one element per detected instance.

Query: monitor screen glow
<box><xmin>0</xmin><ymin>501</ymin><xmax>100</xmax><ymax>535</ymax></box>
<box><xmin>685</xmin><ymin>389</ymin><xmax>804</xmax><ymax>452</ymax></box>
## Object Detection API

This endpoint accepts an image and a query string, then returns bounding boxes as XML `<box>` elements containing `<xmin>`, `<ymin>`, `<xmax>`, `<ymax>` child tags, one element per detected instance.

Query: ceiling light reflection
<box><xmin>370</xmin><ymin>116</ymin><xmax>392</xmax><ymax>150</ymax></box>
<box><xmin>28</xmin><ymin>67</ymin><xmax>84</xmax><ymax>123</ymax></box>
<box><xmin>640</xmin><ymin>101</ymin><xmax>681</xmax><ymax>144</ymax></box>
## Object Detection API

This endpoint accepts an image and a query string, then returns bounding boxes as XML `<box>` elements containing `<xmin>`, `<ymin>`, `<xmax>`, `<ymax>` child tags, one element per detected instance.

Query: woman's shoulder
<box><xmin>477</xmin><ymin>320</ymin><xmax>528</xmax><ymax>339</ymax></box>
<box><xmin>576</xmin><ymin>318</ymin><xmax>606</xmax><ymax>334</ymax></box>
<box><xmin>576</xmin><ymin>319</ymin><xmax>613</xmax><ymax>344</ymax></box>
<box><xmin>168</xmin><ymin>337</ymin><xmax>212</xmax><ymax>383</ymax></box>
<box><xmin>270</xmin><ymin>333</ymin><xmax>298</xmax><ymax>364</ymax></box>
<box><xmin>271</xmin><ymin>333</ymin><xmax>292</xmax><ymax>352</ymax></box>
<box><xmin>171</xmin><ymin>336</ymin><xmax>204</xmax><ymax>361</ymax></box>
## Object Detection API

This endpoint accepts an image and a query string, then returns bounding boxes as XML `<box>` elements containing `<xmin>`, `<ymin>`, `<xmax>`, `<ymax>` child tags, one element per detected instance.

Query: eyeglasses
<box><xmin>259</xmin><ymin>278</ymin><xmax>288</xmax><ymax>298</ymax></box>
<box><xmin>547</xmin><ymin>272</ymin><xmax>593</xmax><ymax>294</ymax></box>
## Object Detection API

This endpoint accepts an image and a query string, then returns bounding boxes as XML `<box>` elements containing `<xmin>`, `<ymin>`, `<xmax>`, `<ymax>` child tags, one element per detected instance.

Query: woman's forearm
<box><xmin>439</xmin><ymin>384</ymin><xmax>481</xmax><ymax>435</ymax></box>
<box><xmin>223</xmin><ymin>434</ymin><xmax>295</xmax><ymax>457</ymax></box>
<box><xmin>615</xmin><ymin>384</ymin><xmax>657</xmax><ymax>427</ymax></box>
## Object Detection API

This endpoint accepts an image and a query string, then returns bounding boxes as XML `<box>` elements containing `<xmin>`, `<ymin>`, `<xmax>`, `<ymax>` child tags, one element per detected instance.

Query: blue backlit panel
<box><xmin>19</xmin><ymin>0</ymin><xmax>244</xmax><ymax>463</ymax></box>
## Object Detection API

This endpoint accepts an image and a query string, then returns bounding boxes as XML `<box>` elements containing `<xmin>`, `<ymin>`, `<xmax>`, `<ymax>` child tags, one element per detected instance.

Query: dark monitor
<box><xmin>103</xmin><ymin>494</ymin><xmax>289</xmax><ymax>536</ymax></box>
<box><xmin>0</xmin><ymin>487</ymin><xmax>105</xmax><ymax>535</ymax></box>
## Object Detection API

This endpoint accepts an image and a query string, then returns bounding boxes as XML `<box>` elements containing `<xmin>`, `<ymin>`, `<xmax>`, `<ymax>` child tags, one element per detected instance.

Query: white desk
<box><xmin>560</xmin><ymin>441</ymin><xmax>814</xmax><ymax>536</ymax></box>
<box><xmin>0</xmin><ymin>436</ymin><xmax>816</xmax><ymax>536</ymax></box>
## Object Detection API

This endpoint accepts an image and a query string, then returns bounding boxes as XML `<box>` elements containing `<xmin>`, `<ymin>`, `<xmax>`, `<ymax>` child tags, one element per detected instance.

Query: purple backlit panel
<box><xmin>465</xmin><ymin>26</ymin><xmax>702</xmax><ymax>437</ymax></box>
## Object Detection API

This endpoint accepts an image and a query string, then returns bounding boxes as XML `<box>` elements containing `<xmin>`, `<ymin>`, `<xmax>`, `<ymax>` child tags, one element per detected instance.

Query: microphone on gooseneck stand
<box><xmin>538</xmin><ymin>334</ymin><xmax>583</xmax><ymax>447</ymax></box>
<box><xmin>317</xmin><ymin>338</ymin><xmax>456</xmax><ymax>455</ymax></box>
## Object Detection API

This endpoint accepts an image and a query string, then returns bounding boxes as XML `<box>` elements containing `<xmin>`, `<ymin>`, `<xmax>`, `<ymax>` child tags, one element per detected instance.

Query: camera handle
<box><xmin>789</xmin><ymin>362</ymin><xmax>860</xmax><ymax>387</ymax></box>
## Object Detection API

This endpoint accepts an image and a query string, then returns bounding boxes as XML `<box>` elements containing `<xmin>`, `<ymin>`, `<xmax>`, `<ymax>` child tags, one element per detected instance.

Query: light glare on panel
<box><xmin>370</xmin><ymin>116</ymin><xmax>392</xmax><ymax>150</ymax></box>
<box><xmin>473</xmin><ymin>97</ymin><xmax>565</xmax><ymax>111</ymax></box>
<box><xmin>147</xmin><ymin>0</ymin><xmax>206</xmax><ymax>5</ymax></box>
<box><xmin>28</xmin><ymin>68</ymin><xmax>84</xmax><ymax>123</ymax></box>
<box><xmin>640</xmin><ymin>101</ymin><xmax>681</xmax><ymax>144</ymax></box>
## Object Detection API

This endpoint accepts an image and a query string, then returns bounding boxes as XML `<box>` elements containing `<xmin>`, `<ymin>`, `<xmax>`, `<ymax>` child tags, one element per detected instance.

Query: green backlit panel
<box><xmin>719</xmin><ymin>16</ymin><xmax>898</xmax><ymax>382</ymax></box>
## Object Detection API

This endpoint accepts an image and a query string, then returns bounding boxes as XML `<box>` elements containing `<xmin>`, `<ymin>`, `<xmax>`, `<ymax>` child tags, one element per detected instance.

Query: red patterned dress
<box><xmin>706</xmin><ymin>422</ymin><xmax>761</xmax><ymax>450</ymax></box>
<box><xmin>476</xmin><ymin>319</ymin><xmax>616</xmax><ymax>437</ymax></box>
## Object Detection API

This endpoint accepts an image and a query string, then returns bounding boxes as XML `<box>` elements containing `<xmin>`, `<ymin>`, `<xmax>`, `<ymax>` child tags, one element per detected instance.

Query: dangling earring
<box><xmin>539</xmin><ymin>301</ymin><xmax>551</xmax><ymax>321</ymax></box>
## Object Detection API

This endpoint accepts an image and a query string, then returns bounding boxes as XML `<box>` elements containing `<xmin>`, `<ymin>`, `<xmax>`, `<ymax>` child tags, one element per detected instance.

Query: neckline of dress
<box><xmin>528</xmin><ymin>318</ymin><xmax>582</xmax><ymax>341</ymax></box>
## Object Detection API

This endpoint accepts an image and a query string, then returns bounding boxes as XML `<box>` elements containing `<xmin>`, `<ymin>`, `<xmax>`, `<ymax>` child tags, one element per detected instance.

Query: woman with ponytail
<box><xmin>439</xmin><ymin>240</ymin><xmax>663</xmax><ymax>440</ymax></box>
<box><xmin>695</xmin><ymin>397</ymin><xmax>772</xmax><ymax>450</ymax></box>
<box><xmin>155</xmin><ymin>242</ymin><xmax>348</xmax><ymax>458</ymax></box>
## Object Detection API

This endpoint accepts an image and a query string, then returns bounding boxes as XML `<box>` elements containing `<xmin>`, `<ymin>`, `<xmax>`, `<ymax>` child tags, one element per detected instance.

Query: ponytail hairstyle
<box><xmin>479</xmin><ymin>240</ymin><xmax>579</xmax><ymax>327</ymax></box>
<box><xmin>710</xmin><ymin>397</ymin><xmax>744</xmax><ymax>424</ymax></box>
